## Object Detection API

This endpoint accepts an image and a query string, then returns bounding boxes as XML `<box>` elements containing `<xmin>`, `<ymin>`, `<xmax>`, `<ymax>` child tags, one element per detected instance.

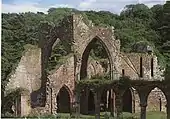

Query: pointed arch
<box><xmin>80</xmin><ymin>36</ymin><xmax>114</xmax><ymax>80</ymax></box>
<box><xmin>147</xmin><ymin>87</ymin><xmax>167</xmax><ymax>113</ymax></box>
<box><xmin>62</xmin><ymin>84</ymin><xmax>73</xmax><ymax>99</ymax></box>
<box><xmin>122</xmin><ymin>88</ymin><xmax>133</xmax><ymax>113</ymax></box>
<box><xmin>56</xmin><ymin>84</ymin><xmax>73</xmax><ymax>113</ymax></box>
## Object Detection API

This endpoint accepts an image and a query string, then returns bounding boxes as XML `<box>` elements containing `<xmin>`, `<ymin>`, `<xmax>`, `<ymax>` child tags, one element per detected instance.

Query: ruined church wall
<box><xmin>120</xmin><ymin>53</ymin><xmax>163</xmax><ymax>80</ymax></box>
<box><xmin>72</xmin><ymin>14</ymin><xmax>121</xmax><ymax>79</ymax></box>
<box><xmin>5</xmin><ymin>45</ymin><xmax>42</xmax><ymax>116</ymax></box>
<box><xmin>5</xmin><ymin>45</ymin><xmax>42</xmax><ymax>95</ymax></box>
<box><xmin>46</xmin><ymin>56</ymin><xmax>105</xmax><ymax>114</ymax></box>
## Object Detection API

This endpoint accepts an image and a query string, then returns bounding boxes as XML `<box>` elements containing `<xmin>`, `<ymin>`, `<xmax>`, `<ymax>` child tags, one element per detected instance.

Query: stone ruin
<box><xmin>4</xmin><ymin>14</ymin><xmax>170</xmax><ymax>119</ymax></box>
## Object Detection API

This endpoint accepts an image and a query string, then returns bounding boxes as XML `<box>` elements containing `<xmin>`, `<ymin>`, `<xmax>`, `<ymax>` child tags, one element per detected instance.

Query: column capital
<box><xmin>140</xmin><ymin>103</ymin><xmax>147</xmax><ymax>108</ymax></box>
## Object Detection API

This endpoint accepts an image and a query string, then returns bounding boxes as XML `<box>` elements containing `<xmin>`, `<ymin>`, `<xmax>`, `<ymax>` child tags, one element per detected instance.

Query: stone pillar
<box><xmin>140</xmin><ymin>103</ymin><xmax>147</xmax><ymax>119</ymax></box>
<box><xmin>80</xmin><ymin>88</ymin><xmax>89</xmax><ymax>114</ymax></box>
<box><xmin>110</xmin><ymin>89</ymin><xmax>115</xmax><ymax>117</ymax></box>
<box><xmin>115</xmin><ymin>93</ymin><xmax>123</xmax><ymax>119</ymax></box>
<box><xmin>51</xmin><ymin>91</ymin><xmax>57</xmax><ymax>115</ymax></box>
<box><xmin>75</xmin><ymin>91</ymin><xmax>80</xmax><ymax>118</ymax></box>
<box><xmin>106</xmin><ymin>90</ymin><xmax>109</xmax><ymax>109</ymax></box>
<box><xmin>166</xmin><ymin>96</ymin><xmax>170</xmax><ymax>119</ymax></box>
<box><xmin>20</xmin><ymin>92</ymin><xmax>31</xmax><ymax>117</ymax></box>
<box><xmin>94</xmin><ymin>91</ymin><xmax>101</xmax><ymax>119</ymax></box>
<box><xmin>138</xmin><ymin>91</ymin><xmax>148</xmax><ymax>119</ymax></box>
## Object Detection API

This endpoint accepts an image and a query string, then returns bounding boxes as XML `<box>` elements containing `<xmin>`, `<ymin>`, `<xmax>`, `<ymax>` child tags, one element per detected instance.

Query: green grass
<box><xmin>54</xmin><ymin>111</ymin><xmax>167</xmax><ymax>119</ymax></box>
<box><xmin>131</xmin><ymin>111</ymin><xmax>167</xmax><ymax>119</ymax></box>
<box><xmin>2</xmin><ymin>111</ymin><xmax>167</xmax><ymax>119</ymax></box>
<box><xmin>146</xmin><ymin>111</ymin><xmax>166</xmax><ymax>119</ymax></box>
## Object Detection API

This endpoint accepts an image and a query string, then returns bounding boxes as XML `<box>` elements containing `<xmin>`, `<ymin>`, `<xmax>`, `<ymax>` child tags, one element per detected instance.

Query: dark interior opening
<box><xmin>123</xmin><ymin>89</ymin><xmax>132</xmax><ymax>113</ymax></box>
<box><xmin>88</xmin><ymin>91</ymin><xmax>95</xmax><ymax>114</ymax></box>
<box><xmin>151</xmin><ymin>58</ymin><xmax>154</xmax><ymax>77</ymax></box>
<box><xmin>100</xmin><ymin>90</ymin><xmax>107</xmax><ymax>112</ymax></box>
<box><xmin>122</xmin><ymin>69</ymin><xmax>125</xmax><ymax>76</ymax></box>
<box><xmin>57</xmin><ymin>86</ymin><xmax>70</xmax><ymax>113</ymax></box>
<box><xmin>140</xmin><ymin>57</ymin><xmax>143</xmax><ymax>77</ymax></box>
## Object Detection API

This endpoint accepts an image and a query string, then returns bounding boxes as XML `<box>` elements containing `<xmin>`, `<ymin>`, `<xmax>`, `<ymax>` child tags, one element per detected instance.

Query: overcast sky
<box><xmin>2</xmin><ymin>0</ymin><xmax>166</xmax><ymax>14</ymax></box>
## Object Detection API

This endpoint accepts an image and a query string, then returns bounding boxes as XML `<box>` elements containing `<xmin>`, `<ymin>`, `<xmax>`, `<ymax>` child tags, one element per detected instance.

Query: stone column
<box><xmin>75</xmin><ymin>91</ymin><xmax>80</xmax><ymax>118</ymax></box>
<box><xmin>161</xmin><ymin>84</ymin><xmax>170</xmax><ymax>119</ymax></box>
<box><xmin>80</xmin><ymin>88</ymin><xmax>89</xmax><ymax>114</ymax></box>
<box><xmin>140</xmin><ymin>103</ymin><xmax>147</xmax><ymax>119</ymax></box>
<box><xmin>115</xmin><ymin>93</ymin><xmax>123</xmax><ymax>119</ymax></box>
<box><xmin>20</xmin><ymin>91</ymin><xmax>31</xmax><ymax>117</ymax></box>
<box><xmin>110</xmin><ymin>89</ymin><xmax>115</xmax><ymax>117</ymax></box>
<box><xmin>94</xmin><ymin>91</ymin><xmax>101</xmax><ymax>119</ymax></box>
<box><xmin>138</xmin><ymin>92</ymin><xmax>148</xmax><ymax>119</ymax></box>
<box><xmin>166</xmin><ymin>96</ymin><xmax>170</xmax><ymax>119</ymax></box>
<box><xmin>51</xmin><ymin>91</ymin><xmax>57</xmax><ymax>115</ymax></box>
<box><xmin>106</xmin><ymin>90</ymin><xmax>109</xmax><ymax>110</ymax></box>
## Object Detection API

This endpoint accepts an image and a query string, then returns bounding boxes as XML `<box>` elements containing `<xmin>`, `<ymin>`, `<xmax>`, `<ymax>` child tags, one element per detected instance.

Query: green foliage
<box><xmin>47</xmin><ymin>40</ymin><xmax>71</xmax><ymax>72</ymax></box>
<box><xmin>2</xmin><ymin>88</ymin><xmax>28</xmax><ymax>116</ymax></box>
<box><xmin>46</xmin><ymin>8</ymin><xmax>75</xmax><ymax>24</ymax></box>
<box><xmin>76</xmin><ymin>76</ymin><xmax>131</xmax><ymax>93</ymax></box>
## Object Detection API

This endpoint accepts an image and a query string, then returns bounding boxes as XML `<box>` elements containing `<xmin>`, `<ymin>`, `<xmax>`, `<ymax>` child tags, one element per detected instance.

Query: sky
<box><xmin>2</xmin><ymin>0</ymin><xmax>166</xmax><ymax>14</ymax></box>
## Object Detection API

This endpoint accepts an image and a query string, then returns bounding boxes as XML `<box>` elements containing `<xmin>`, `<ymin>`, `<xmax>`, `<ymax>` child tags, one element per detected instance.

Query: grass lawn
<box><xmin>146</xmin><ymin>111</ymin><xmax>166</xmax><ymax>119</ymax></box>
<box><xmin>41</xmin><ymin>111</ymin><xmax>166</xmax><ymax>119</ymax></box>
<box><xmin>2</xmin><ymin>111</ymin><xmax>167</xmax><ymax>119</ymax></box>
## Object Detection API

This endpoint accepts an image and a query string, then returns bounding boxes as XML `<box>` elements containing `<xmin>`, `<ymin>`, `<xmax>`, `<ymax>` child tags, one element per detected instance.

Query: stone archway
<box><xmin>56</xmin><ymin>85</ymin><xmax>72</xmax><ymax>113</ymax></box>
<box><xmin>79</xmin><ymin>36</ymin><xmax>114</xmax><ymax>114</ymax></box>
<box><xmin>147</xmin><ymin>87</ymin><xmax>167</xmax><ymax>113</ymax></box>
<box><xmin>122</xmin><ymin>88</ymin><xmax>132</xmax><ymax>113</ymax></box>
<box><xmin>80</xmin><ymin>36</ymin><xmax>113</xmax><ymax>80</ymax></box>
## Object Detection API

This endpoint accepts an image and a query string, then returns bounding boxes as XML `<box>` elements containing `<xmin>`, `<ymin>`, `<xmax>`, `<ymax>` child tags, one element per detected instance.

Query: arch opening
<box><xmin>80</xmin><ymin>37</ymin><xmax>113</xmax><ymax>114</ymax></box>
<box><xmin>100</xmin><ymin>89</ymin><xmax>115</xmax><ymax>112</ymax></box>
<box><xmin>147</xmin><ymin>87</ymin><xmax>167</xmax><ymax>114</ymax></box>
<box><xmin>88</xmin><ymin>90</ymin><xmax>95</xmax><ymax>114</ymax></box>
<box><xmin>48</xmin><ymin>39</ymin><xmax>70</xmax><ymax>71</ymax></box>
<box><xmin>56</xmin><ymin>86</ymin><xmax>71</xmax><ymax>113</ymax></box>
<box><xmin>123</xmin><ymin>88</ymin><xmax>132</xmax><ymax>113</ymax></box>
<box><xmin>80</xmin><ymin>37</ymin><xmax>112</xmax><ymax>80</ymax></box>
<box><xmin>100</xmin><ymin>90</ymin><xmax>108</xmax><ymax>112</ymax></box>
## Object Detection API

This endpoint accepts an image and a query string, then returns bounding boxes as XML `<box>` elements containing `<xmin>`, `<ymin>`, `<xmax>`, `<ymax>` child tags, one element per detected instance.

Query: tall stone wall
<box><xmin>72</xmin><ymin>14</ymin><xmax>121</xmax><ymax>80</ymax></box>
<box><xmin>5</xmin><ymin>45</ymin><xmax>42</xmax><ymax>95</ymax></box>
<box><xmin>5</xmin><ymin>45</ymin><xmax>42</xmax><ymax>116</ymax></box>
